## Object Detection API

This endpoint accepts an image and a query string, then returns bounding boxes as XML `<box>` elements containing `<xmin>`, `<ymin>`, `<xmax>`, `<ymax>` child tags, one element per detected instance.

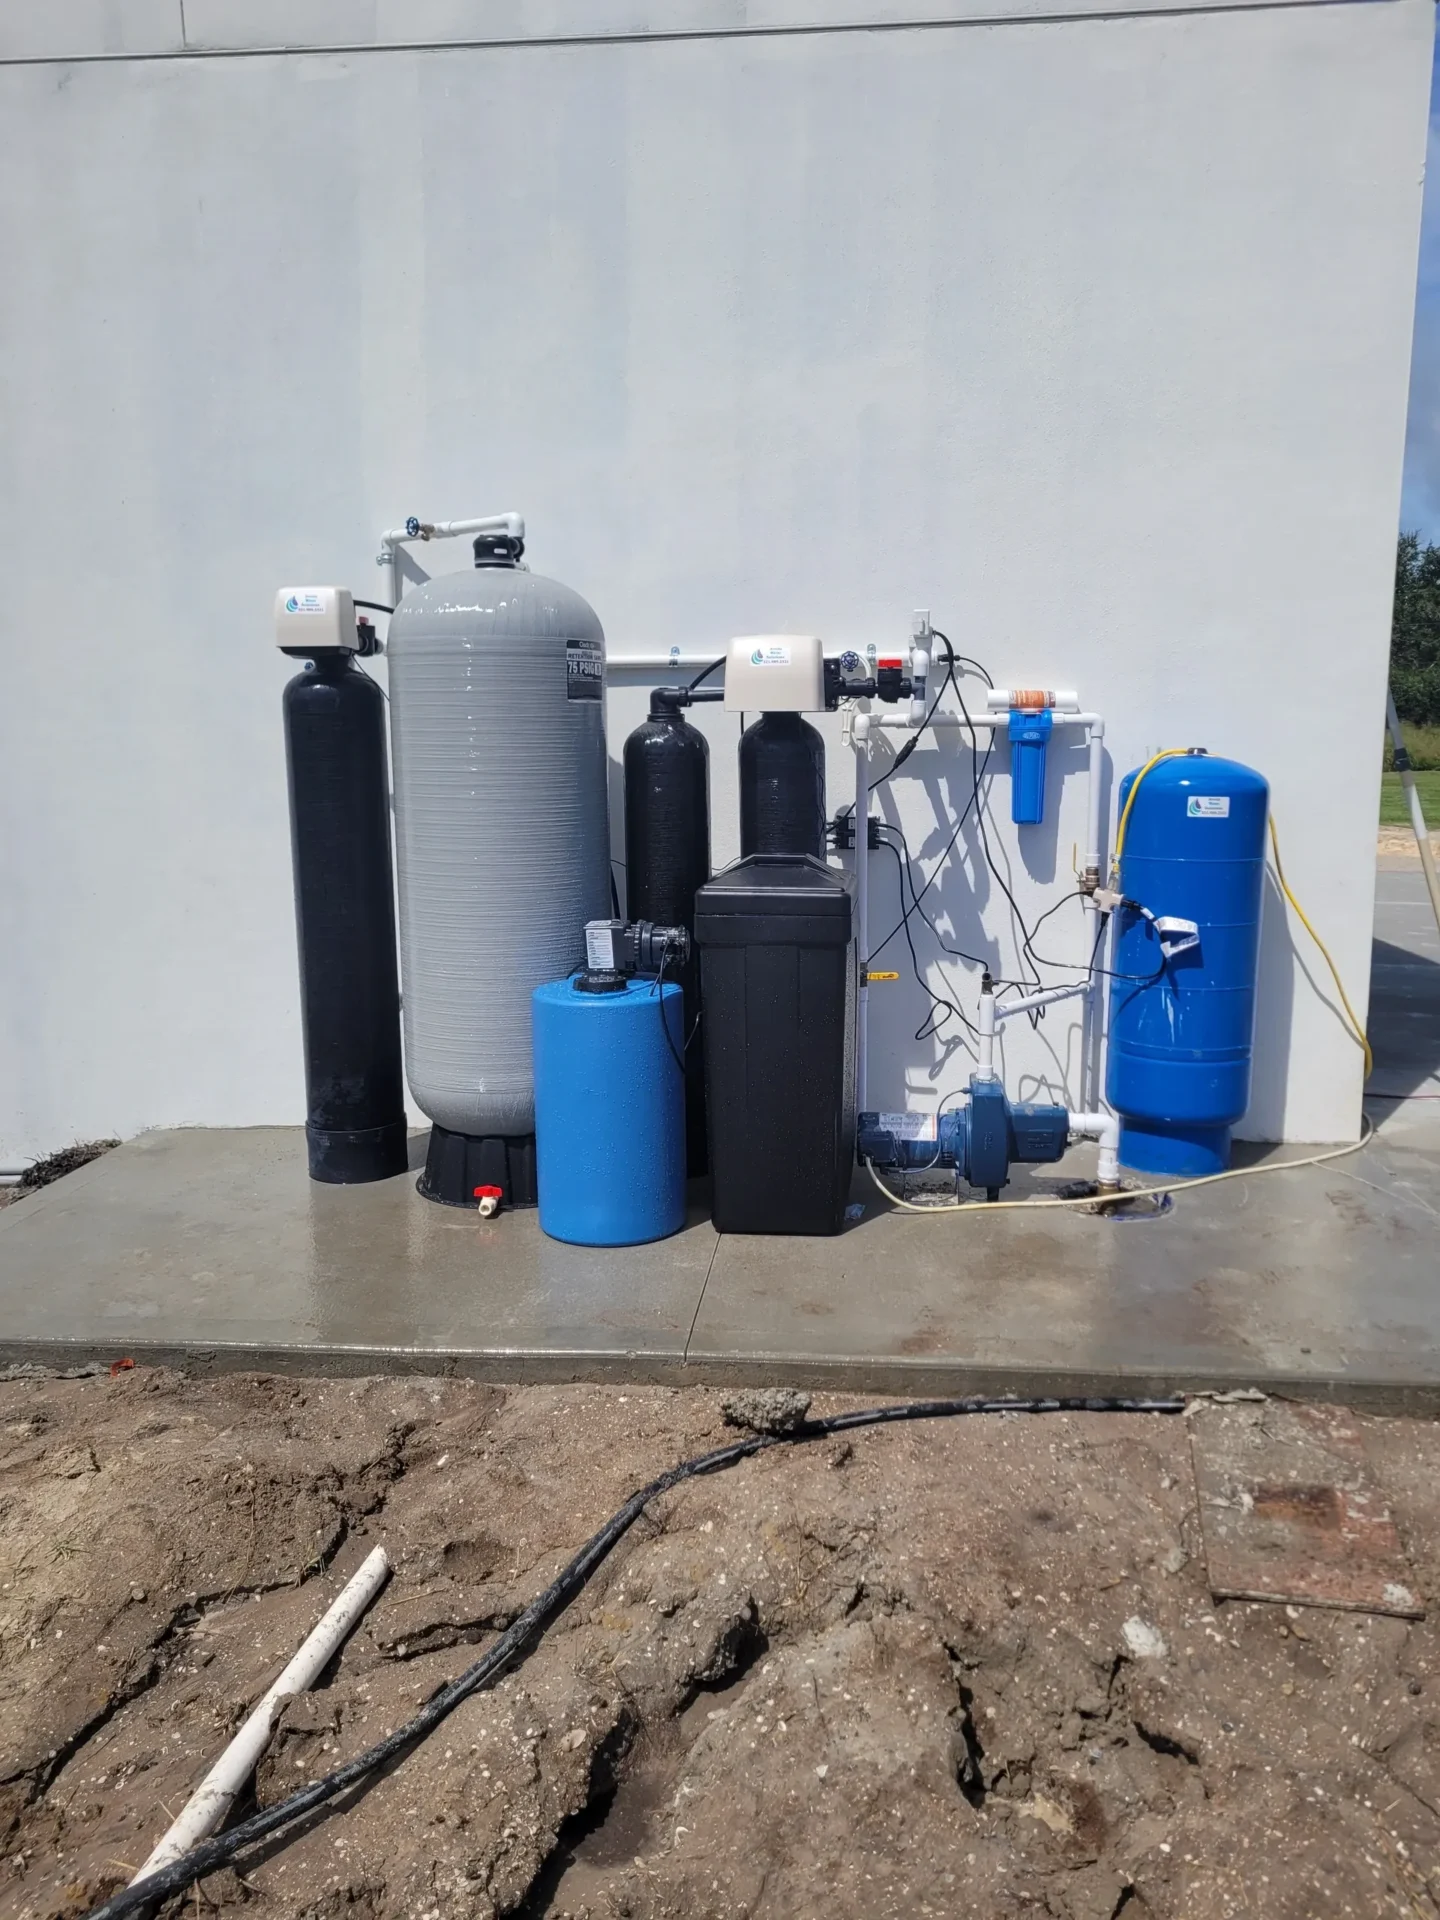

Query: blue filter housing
<box><xmin>532</xmin><ymin>977</ymin><xmax>686</xmax><ymax>1246</ymax></box>
<box><xmin>1106</xmin><ymin>753</ymin><xmax>1269</xmax><ymax>1177</ymax></box>
<box><xmin>1008</xmin><ymin>707</ymin><xmax>1052</xmax><ymax>824</ymax></box>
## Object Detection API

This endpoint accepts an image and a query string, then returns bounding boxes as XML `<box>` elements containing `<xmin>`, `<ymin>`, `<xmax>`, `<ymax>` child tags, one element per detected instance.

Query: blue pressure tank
<box><xmin>532</xmin><ymin>976</ymin><xmax>686</xmax><ymax>1245</ymax></box>
<box><xmin>1106</xmin><ymin>752</ymin><xmax>1268</xmax><ymax>1177</ymax></box>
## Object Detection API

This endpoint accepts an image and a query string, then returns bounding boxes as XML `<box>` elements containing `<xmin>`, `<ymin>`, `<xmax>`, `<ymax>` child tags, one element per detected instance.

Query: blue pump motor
<box><xmin>858</xmin><ymin>1075</ymin><xmax>1069</xmax><ymax>1197</ymax></box>
<box><xmin>1106</xmin><ymin>752</ymin><xmax>1268</xmax><ymax>1178</ymax></box>
<box><xmin>532</xmin><ymin>975</ymin><xmax>686</xmax><ymax>1246</ymax></box>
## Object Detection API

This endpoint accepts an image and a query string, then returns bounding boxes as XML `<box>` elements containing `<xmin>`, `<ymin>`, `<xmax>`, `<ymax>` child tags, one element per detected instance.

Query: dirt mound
<box><xmin>2</xmin><ymin>1374</ymin><xmax>1439</xmax><ymax>1919</ymax></box>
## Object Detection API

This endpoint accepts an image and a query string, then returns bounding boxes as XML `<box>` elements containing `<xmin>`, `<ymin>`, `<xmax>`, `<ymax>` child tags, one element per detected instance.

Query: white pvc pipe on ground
<box><xmin>129</xmin><ymin>1545</ymin><xmax>391</xmax><ymax>1888</ymax></box>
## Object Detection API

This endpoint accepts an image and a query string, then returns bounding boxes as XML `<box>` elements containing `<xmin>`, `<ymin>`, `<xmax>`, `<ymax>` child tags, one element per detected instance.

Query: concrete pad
<box><xmin>0</xmin><ymin>1111</ymin><xmax>1437</xmax><ymax>1409</ymax></box>
<box><xmin>1370</xmin><ymin>868</ymin><xmax>1440</xmax><ymax>1097</ymax></box>
<box><xmin>686</xmin><ymin>1115</ymin><xmax>1440</xmax><ymax>1408</ymax></box>
<box><xmin>0</xmin><ymin>1128</ymin><xmax>716</xmax><ymax>1378</ymax></box>
<box><xmin>0</xmin><ymin>881</ymin><xmax>1435</xmax><ymax>1405</ymax></box>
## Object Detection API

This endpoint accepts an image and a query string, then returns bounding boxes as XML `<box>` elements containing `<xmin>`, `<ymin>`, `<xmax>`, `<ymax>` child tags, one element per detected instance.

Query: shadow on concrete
<box><xmin>1368</xmin><ymin>937</ymin><xmax>1440</xmax><ymax>1097</ymax></box>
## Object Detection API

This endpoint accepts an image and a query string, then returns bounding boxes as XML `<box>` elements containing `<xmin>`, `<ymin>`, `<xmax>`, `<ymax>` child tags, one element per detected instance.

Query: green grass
<box><xmin>1380</xmin><ymin>769</ymin><xmax>1440</xmax><ymax>825</ymax></box>
<box><xmin>1383</xmin><ymin>721</ymin><xmax>1440</xmax><ymax>771</ymax></box>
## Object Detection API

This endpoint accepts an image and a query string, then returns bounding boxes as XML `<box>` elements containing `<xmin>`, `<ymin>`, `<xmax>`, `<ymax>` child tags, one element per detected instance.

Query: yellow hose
<box><xmin>865</xmin><ymin>1113</ymin><xmax>1374</xmax><ymax>1214</ymax></box>
<box><xmin>867</xmin><ymin>752</ymin><xmax>1373</xmax><ymax>1216</ymax></box>
<box><xmin>1110</xmin><ymin>751</ymin><xmax>1371</xmax><ymax>1080</ymax></box>
<box><xmin>1267</xmin><ymin>813</ymin><xmax>1373</xmax><ymax>1079</ymax></box>
<box><xmin>1111</xmin><ymin>748</ymin><xmax>1195</xmax><ymax>878</ymax></box>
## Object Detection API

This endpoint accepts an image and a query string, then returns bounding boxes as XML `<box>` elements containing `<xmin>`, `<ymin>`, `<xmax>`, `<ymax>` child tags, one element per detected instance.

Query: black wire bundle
<box><xmin>82</xmin><ymin>1393</ymin><xmax>1183</xmax><ymax>1920</ymax></box>
<box><xmin>651</xmin><ymin>951</ymin><xmax>700</xmax><ymax>1075</ymax></box>
<box><xmin>864</xmin><ymin>634</ymin><xmax>1168</xmax><ymax>1030</ymax></box>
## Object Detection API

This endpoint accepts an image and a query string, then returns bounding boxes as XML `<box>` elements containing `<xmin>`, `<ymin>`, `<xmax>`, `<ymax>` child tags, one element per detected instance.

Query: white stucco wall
<box><xmin>0</xmin><ymin>0</ymin><xmax>1430</xmax><ymax>1163</ymax></box>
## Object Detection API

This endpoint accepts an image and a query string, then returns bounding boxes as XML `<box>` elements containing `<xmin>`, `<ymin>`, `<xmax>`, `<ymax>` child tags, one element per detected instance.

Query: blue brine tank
<box><xmin>532</xmin><ymin>977</ymin><xmax>686</xmax><ymax>1245</ymax></box>
<box><xmin>1106</xmin><ymin>752</ymin><xmax>1269</xmax><ymax>1177</ymax></box>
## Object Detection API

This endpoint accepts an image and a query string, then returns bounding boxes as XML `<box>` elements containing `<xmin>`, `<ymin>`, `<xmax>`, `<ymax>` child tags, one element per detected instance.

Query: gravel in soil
<box><xmin>2</xmin><ymin>1371</ymin><xmax>1440</xmax><ymax>1920</ymax></box>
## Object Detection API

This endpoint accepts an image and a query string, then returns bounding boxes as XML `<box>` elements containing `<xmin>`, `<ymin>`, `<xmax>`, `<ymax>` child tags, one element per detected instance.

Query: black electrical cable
<box><xmin>873</xmin><ymin>822</ymin><xmax>1004</xmax><ymax>978</ymax></box>
<box><xmin>352</xmin><ymin>599</ymin><xmax>395</xmax><ymax>616</ymax></box>
<box><xmin>652</xmin><ymin>951</ymin><xmax>687</xmax><ymax>1076</ymax></box>
<box><xmin>689</xmin><ymin>655</ymin><xmax>725</xmax><ymax>692</ymax></box>
<box><xmin>871</xmin><ymin>632</ymin><xmax>958</xmax><ymax>790</ymax></box>
<box><xmin>81</xmin><ymin>1392</ymin><xmax>1184</xmax><ymax>1920</ymax></box>
<box><xmin>874</xmin><ymin>836</ymin><xmax>980</xmax><ymax>1042</ymax></box>
<box><xmin>866</xmin><ymin>661</ymin><xmax>999</xmax><ymax>964</ymax></box>
<box><xmin>867</xmin><ymin>801</ymin><xmax>996</xmax><ymax>974</ymax></box>
<box><xmin>949</xmin><ymin>678</ymin><xmax>1047</xmax><ymax>994</ymax></box>
<box><xmin>1017</xmin><ymin>889</ymin><xmax>1169</xmax><ymax>988</ymax></box>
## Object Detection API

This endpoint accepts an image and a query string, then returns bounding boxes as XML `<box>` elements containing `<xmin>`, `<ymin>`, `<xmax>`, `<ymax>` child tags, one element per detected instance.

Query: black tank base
<box><xmin>418</xmin><ymin>1125</ymin><xmax>539</xmax><ymax>1210</ymax></box>
<box><xmin>306</xmin><ymin>1118</ymin><xmax>410</xmax><ymax>1185</ymax></box>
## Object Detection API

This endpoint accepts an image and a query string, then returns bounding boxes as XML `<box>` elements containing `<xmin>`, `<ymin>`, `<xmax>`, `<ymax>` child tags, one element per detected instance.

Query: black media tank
<box><xmin>696</xmin><ymin>854</ymin><xmax>856</xmax><ymax>1234</ymax></box>
<box><xmin>624</xmin><ymin>689</ymin><xmax>711</xmax><ymax>1173</ymax></box>
<box><xmin>738</xmin><ymin>712</ymin><xmax>826</xmax><ymax>858</ymax></box>
<box><xmin>280</xmin><ymin>611</ymin><xmax>408</xmax><ymax>1184</ymax></box>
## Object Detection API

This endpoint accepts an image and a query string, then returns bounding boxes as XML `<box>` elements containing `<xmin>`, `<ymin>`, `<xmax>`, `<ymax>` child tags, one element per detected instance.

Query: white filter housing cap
<box><xmin>275</xmin><ymin>586</ymin><xmax>359</xmax><ymax>652</ymax></box>
<box><xmin>723</xmin><ymin>634</ymin><xmax>825</xmax><ymax>712</ymax></box>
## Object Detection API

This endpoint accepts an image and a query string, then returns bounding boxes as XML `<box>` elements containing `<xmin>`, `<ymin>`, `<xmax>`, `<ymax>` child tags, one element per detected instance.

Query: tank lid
<box><xmin>473</xmin><ymin>532</ymin><xmax>525</xmax><ymax>568</ymax></box>
<box><xmin>696</xmin><ymin>855</ymin><xmax>854</xmax><ymax>945</ymax></box>
<box><xmin>573</xmin><ymin>968</ymin><xmax>629</xmax><ymax>994</ymax></box>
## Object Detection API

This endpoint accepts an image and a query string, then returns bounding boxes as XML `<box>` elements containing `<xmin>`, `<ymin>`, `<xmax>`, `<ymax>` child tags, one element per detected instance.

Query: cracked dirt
<box><xmin>3</xmin><ymin>1371</ymin><xmax>1440</xmax><ymax>1920</ymax></box>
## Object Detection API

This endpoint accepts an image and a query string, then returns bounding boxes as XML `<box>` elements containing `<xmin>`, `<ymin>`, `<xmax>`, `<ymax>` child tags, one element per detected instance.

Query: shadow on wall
<box><xmin>1368</xmin><ymin>937</ymin><xmax>1440</xmax><ymax>1097</ymax></box>
<box><xmin>865</xmin><ymin>731</ymin><xmax>1102</xmax><ymax>1112</ymax></box>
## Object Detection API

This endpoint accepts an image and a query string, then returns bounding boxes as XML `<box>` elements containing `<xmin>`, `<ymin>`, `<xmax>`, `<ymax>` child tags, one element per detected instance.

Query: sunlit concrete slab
<box><xmin>0</xmin><ymin>1109</ymin><xmax>1435</xmax><ymax>1411</ymax></box>
<box><xmin>0</xmin><ymin>1128</ymin><xmax>716</xmax><ymax>1379</ymax></box>
<box><xmin>0</xmin><ymin>887</ymin><xmax>1435</xmax><ymax>1406</ymax></box>
<box><xmin>686</xmin><ymin>1114</ymin><xmax>1440</xmax><ymax>1409</ymax></box>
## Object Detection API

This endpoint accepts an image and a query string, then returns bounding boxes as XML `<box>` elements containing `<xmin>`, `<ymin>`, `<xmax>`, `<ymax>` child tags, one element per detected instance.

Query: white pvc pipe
<box><xmin>975</xmin><ymin>987</ymin><xmax>998</xmax><ymax>1081</ymax></box>
<box><xmin>854</xmin><ymin>713</ymin><xmax>872</xmax><ymax>1109</ymax></box>
<box><xmin>871</xmin><ymin>711</ymin><xmax>1101</xmax><ymax>731</ymax></box>
<box><xmin>908</xmin><ymin>643</ymin><xmax>930</xmax><ymax>729</ymax></box>
<box><xmin>1068</xmin><ymin>1111</ymin><xmax>1121</xmax><ymax>1189</ymax></box>
<box><xmin>378</xmin><ymin>512</ymin><xmax>523</xmax><ymax>547</ymax></box>
<box><xmin>993</xmin><ymin>980</ymin><xmax>1090</xmax><ymax>1021</ymax></box>
<box><xmin>1084</xmin><ymin>720</ymin><xmax>1105</xmax><ymax>886</ymax></box>
<box><xmin>605</xmin><ymin>654</ymin><xmax>722</xmax><ymax>670</ymax></box>
<box><xmin>130</xmin><ymin>1546</ymin><xmax>391</xmax><ymax>1888</ymax></box>
<box><xmin>377</xmin><ymin>512</ymin><xmax>525</xmax><ymax>614</ymax></box>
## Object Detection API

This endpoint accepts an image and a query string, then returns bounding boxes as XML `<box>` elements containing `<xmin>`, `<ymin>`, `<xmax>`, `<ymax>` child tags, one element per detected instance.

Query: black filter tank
<box><xmin>696</xmin><ymin>854</ymin><xmax>856</xmax><ymax>1235</ymax></box>
<box><xmin>282</xmin><ymin>655</ymin><xmax>408</xmax><ymax>1182</ymax></box>
<box><xmin>739</xmin><ymin>711</ymin><xmax>826</xmax><ymax>858</ymax></box>
<box><xmin>624</xmin><ymin>689</ymin><xmax>711</xmax><ymax>1174</ymax></box>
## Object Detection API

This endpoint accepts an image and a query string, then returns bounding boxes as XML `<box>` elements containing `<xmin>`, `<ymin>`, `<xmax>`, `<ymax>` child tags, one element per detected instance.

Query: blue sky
<box><xmin>1401</xmin><ymin>29</ymin><xmax>1440</xmax><ymax>541</ymax></box>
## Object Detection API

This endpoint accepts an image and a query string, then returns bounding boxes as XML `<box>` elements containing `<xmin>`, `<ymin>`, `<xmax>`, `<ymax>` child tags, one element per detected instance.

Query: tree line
<box><xmin>1394</xmin><ymin>532</ymin><xmax>1440</xmax><ymax>724</ymax></box>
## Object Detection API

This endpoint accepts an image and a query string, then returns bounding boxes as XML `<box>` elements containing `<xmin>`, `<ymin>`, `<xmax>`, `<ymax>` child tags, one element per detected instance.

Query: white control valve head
<box><xmin>723</xmin><ymin>634</ymin><xmax>825</xmax><ymax>712</ymax></box>
<box><xmin>275</xmin><ymin>586</ymin><xmax>360</xmax><ymax>657</ymax></box>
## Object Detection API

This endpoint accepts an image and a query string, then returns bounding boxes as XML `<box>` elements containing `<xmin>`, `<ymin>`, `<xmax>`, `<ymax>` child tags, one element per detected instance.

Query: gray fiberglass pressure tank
<box><xmin>386</xmin><ymin>532</ymin><xmax>611</xmax><ymax>1205</ymax></box>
